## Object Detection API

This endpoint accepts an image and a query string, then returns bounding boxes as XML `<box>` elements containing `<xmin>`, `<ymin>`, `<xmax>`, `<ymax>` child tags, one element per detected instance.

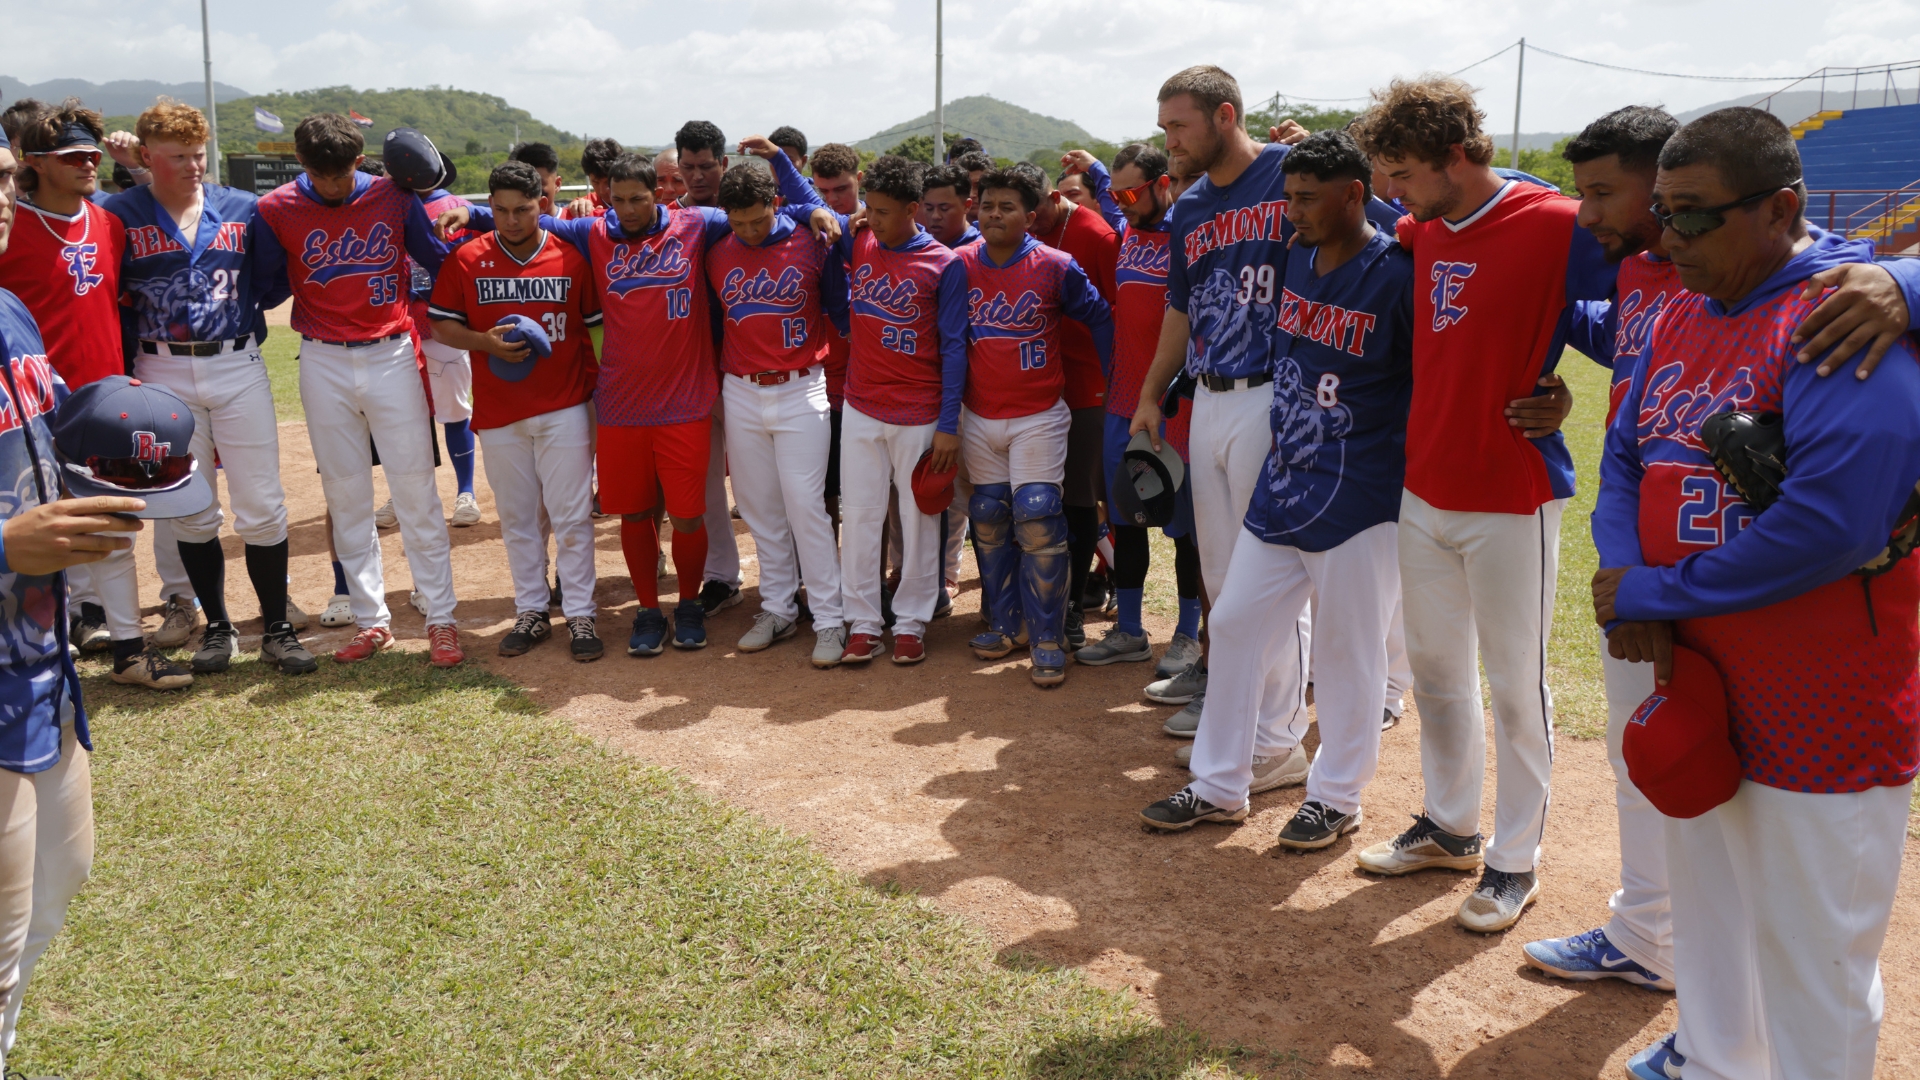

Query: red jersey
<box><xmin>0</xmin><ymin>199</ymin><xmax>125</xmax><ymax>387</ymax></box>
<box><xmin>585</xmin><ymin>207</ymin><xmax>719</xmax><ymax>427</ymax></box>
<box><xmin>1605</xmin><ymin>252</ymin><xmax>1685</xmax><ymax>426</ymax></box>
<box><xmin>705</xmin><ymin>222</ymin><xmax>839</xmax><ymax>377</ymax></box>
<box><xmin>957</xmin><ymin>235</ymin><xmax>1109</xmax><ymax>420</ymax></box>
<box><xmin>1109</xmin><ymin>224</ymin><xmax>1171</xmax><ymax>418</ymax></box>
<box><xmin>1396</xmin><ymin>180</ymin><xmax>1615</xmax><ymax>514</ymax></box>
<box><xmin>255</xmin><ymin>174</ymin><xmax>439</xmax><ymax>342</ymax></box>
<box><xmin>844</xmin><ymin>229</ymin><xmax>964</xmax><ymax>427</ymax></box>
<box><xmin>560</xmin><ymin>191</ymin><xmax>607</xmax><ymax>220</ymax></box>
<box><xmin>1035</xmin><ymin>201</ymin><xmax>1118</xmax><ymax>410</ymax></box>
<box><xmin>427</xmin><ymin>230</ymin><xmax>601</xmax><ymax>430</ymax></box>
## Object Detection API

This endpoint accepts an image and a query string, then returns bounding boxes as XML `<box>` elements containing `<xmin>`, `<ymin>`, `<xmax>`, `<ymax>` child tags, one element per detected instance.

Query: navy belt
<box><xmin>1199</xmin><ymin>372</ymin><xmax>1274</xmax><ymax>393</ymax></box>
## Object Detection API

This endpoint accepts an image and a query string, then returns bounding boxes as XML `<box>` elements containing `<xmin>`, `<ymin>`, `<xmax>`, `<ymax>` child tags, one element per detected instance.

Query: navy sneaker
<box><xmin>1626</xmin><ymin>1032</ymin><xmax>1684</xmax><ymax>1080</ymax></box>
<box><xmin>672</xmin><ymin>599</ymin><xmax>708</xmax><ymax>649</ymax></box>
<box><xmin>1523</xmin><ymin>927</ymin><xmax>1674</xmax><ymax>991</ymax></box>
<box><xmin>628</xmin><ymin>607</ymin><xmax>668</xmax><ymax>657</ymax></box>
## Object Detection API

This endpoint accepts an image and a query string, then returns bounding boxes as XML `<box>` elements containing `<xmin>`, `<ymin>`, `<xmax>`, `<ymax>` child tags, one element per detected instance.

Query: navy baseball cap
<box><xmin>1112</xmin><ymin>430</ymin><xmax>1185</xmax><ymax>528</ymax></box>
<box><xmin>382</xmin><ymin>127</ymin><xmax>449</xmax><ymax>192</ymax></box>
<box><xmin>491</xmin><ymin>315</ymin><xmax>551</xmax><ymax>382</ymax></box>
<box><xmin>50</xmin><ymin>376</ymin><xmax>211</xmax><ymax>519</ymax></box>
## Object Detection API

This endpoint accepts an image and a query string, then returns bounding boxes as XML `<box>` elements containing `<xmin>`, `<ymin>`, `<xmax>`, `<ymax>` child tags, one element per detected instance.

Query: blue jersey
<box><xmin>1364</xmin><ymin>196</ymin><xmax>1403</xmax><ymax>234</ymax></box>
<box><xmin>104</xmin><ymin>183</ymin><xmax>284</xmax><ymax>345</ymax></box>
<box><xmin>0</xmin><ymin>292</ymin><xmax>85</xmax><ymax>773</ymax></box>
<box><xmin>1244</xmin><ymin>229</ymin><xmax>1413</xmax><ymax>551</ymax></box>
<box><xmin>1166</xmin><ymin>142</ymin><xmax>1294</xmax><ymax>380</ymax></box>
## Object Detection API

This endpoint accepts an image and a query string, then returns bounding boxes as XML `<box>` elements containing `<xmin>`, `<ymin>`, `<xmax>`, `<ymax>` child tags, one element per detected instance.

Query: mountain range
<box><xmin>853</xmin><ymin>95</ymin><xmax>1100</xmax><ymax>159</ymax></box>
<box><xmin>0</xmin><ymin>76</ymin><xmax>249</xmax><ymax>116</ymax></box>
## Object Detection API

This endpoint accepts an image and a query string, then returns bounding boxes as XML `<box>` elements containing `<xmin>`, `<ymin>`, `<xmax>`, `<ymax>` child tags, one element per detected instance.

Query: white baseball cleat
<box><xmin>373</xmin><ymin>498</ymin><xmax>398</xmax><ymax>529</ymax></box>
<box><xmin>450</xmin><ymin>491</ymin><xmax>482</xmax><ymax>527</ymax></box>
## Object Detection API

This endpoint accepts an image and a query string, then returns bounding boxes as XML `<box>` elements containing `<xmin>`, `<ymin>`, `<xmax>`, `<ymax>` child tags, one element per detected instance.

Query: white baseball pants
<box><xmin>702</xmin><ymin>398</ymin><xmax>742</xmax><ymax>589</ymax></box>
<box><xmin>150</xmin><ymin>520</ymin><xmax>193</xmax><ymax>603</ymax></box>
<box><xmin>959</xmin><ymin>401</ymin><xmax>1070</xmax><ymax>488</ymax></box>
<box><xmin>133</xmin><ymin>348</ymin><xmax>289</xmax><ymax>547</ymax></box>
<box><xmin>1190</xmin><ymin>524</ymin><xmax>1392</xmax><ymax>811</ymax></box>
<box><xmin>1187</xmin><ymin>382</ymin><xmax>1273</xmax><ymax>603</ymax></box>
<box><xmin>723</xmin><ymin>370</ymin><xmax>842</xmax><ymax>629</ymax></box>
<box><xmin>1312</xmin><ymin>592</ymin><xmax>1413</xmax><ymax>717</ymax></box>
<box><xmin>298</xmin><ymin>337</ymin><xmax>456</xmax><ymax>628</ymax></box>
<box><xmin>1398</xmin><ymin>488</ymin><xmax>1562</xmax><ymax>873</ymax></box>
<box><xmin>477</xmin><ymin>404</ymin><xmax>595</xmax><ymax>620</ymax></box>
<box><xmin>1601</xmin><ymin>640</ymin><xmax>1672</xmax><ymax>981</ymax></box>
<box><xmin>0</xmin><ymin>717</ymin><xmax>91</xmax><ymax>1070</ymax></box>
<box><xmin>420</xmin><ymin>336</ymin><xmax>473</xmax><ymax>423</ymax></box>
<box><xmin>1668</xmin><ymin>779</ymin><xmax>1913</xmax><ymax>1080</ymax></box>
<box><xmin>840</xmin><ymin>406</ymin><xmax>939</xmax><ymax>638</ymax></box>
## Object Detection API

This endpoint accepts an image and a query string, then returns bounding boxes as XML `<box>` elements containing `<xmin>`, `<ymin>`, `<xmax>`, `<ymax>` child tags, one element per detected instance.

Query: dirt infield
<box><xmin>126</xmin><ymin>421</ymin><xmax>1920</xmax><ymax>1078</ymax></box>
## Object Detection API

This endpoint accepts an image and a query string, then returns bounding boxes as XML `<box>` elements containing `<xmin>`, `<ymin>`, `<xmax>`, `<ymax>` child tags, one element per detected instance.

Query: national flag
<box><xmin>253</xmin><ymin>106</ymin><xmax>284</xmax><ymax>133</ymax></box>
<box><xmin>349</xmin><ymin>110</ymin><xmax>374</xmax><ymax>128</ymax></box>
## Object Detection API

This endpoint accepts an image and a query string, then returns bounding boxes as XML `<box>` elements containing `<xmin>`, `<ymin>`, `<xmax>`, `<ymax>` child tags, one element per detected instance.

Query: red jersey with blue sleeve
<box><xmin>426</xmin><ymin>229</ymin><xmax>601</xmax><ymax>430</ymax></box>
<box><xmin>1245</xmin><ymin>229</ymin><xmax>1413</xmax><ymax>552</ymax></box>
<box><xmin>957</xmin><ymin>235</ymin><xmax>1113</xmax><ymax>420</ymax></box>
<box><xmin>1595</xmin><ymin>232</ymin><xmax>1920</xmax><ymax>794</ymax></box>
<box><xmin>0</xmin><ymin>200</ymin><xmax>125</xmax><ymax>388</ymax></box>
<box><xmin>1166</xmin><ymin>142</ymin><xmax>1293</xmax><ymax>381</ymax></box>
<box><xmin>1397</xmin><ymin>180</ymin><xmax>1616</xmax><ymax>514</ymax></box>
<box><xmin>252</xmin><ymin>172</ymin><xmax>448</xmax><ymax>342</ymax></box>
<box><xmin>1035</xmin><ymin>201</ymin><xmax>1119</xmax><ymax>409</ymax></box>
<box><xmin>1081</xmin><ymin>159</ymin><xmax>1174</xmax><ymax>420</ymax></box>
<box><xmin>103</xmin><ymin>182</ymin><xmax>269</xmax><ymax>347</ymax></box>
<box><xmin>836</xmin><ymin>226</ymin><xmax>970</xmax><ymax>433</ymax></box>
<box><xmin>706</xmin><ymin>216</ymin><xmax>850</xmax><ymax>376</ymax></box>
<box><xmin>0</xmin><ymin>290</ymin><xmax>87</xmax><ymax>772</ymax></box>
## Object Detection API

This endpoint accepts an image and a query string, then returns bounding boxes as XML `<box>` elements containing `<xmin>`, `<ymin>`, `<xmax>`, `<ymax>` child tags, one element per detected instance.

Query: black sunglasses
<box><xmin>1651</xmin><ymin>182</ymin><xmax>1799</xmax><ymax>238</ymax></box>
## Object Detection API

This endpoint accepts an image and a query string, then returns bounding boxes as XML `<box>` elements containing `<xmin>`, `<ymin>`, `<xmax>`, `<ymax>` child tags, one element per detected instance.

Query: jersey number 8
<box><xmin>1316</xmin><ymin>373</ymin><xmax>1341</xmax><ymax>408</ymax></box>
<box><xmin>1236</xmin><ymin>264</ymin><xmax>1276</xmax><ymax>306</ymax></box>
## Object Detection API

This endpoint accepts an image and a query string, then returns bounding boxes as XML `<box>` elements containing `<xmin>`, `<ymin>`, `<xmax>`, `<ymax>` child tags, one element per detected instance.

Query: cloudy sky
<box><xmin>19</xmin><ymin>0</ymin><xmax>1920</xmax><ymax>145</ymax></box>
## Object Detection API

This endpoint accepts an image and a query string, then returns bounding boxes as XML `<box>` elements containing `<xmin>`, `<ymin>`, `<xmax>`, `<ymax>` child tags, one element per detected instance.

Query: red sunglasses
<box><xmin>32</xmin><ymin>149</ymin><xmax>101</xmax><ymax>168</ymax></box>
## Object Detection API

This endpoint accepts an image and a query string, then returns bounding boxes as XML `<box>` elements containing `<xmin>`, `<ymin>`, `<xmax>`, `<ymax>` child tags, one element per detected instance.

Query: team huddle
<box><xmin>0</xmin><ymin>58</ymin><xmax>1917</xmax><ymax>1080</ymax></box>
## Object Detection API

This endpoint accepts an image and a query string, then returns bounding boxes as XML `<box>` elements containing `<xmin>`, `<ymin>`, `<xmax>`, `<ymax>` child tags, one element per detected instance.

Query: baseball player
<box><xmin>102</xmin><ymin>99</ymin><xmax>316</xmax><ymax>676</ymax></box>
<box><xmin>1130</xmin><ymin>66</ymin><xmax>1312</xmax><ymax>747</ymax></box>
<box><xmin>1141</xmin><ymin>130</ymin><xmax>1407</xmax><ymax>838</ymax></box>
<box><xmin>560</xmin><ymin>138</ymin><xmax>623</xmax><ymax>221</ymax></box>
<box><xmin>444</xmin><ymin>145</ymin><xmax>834</xmax><ymax>655</ymax></box>
<box><xmin>811</xmin><ymin>144</ymin><xmax>865</xmax><ymax>532</ymax></box>
<box><xmin>0</xmin><ymin>100</ymin><xmax>195</xmax><ymax>689</ymax></box>
<box><xmin>509</xmin><ymin>142</ymin><xmax>564</xmax><ymax>215</ymax></box>
<box><xmin>1009</xmin><ymin>161</ymin><xmax>1118</xmax><ymax>652</ymax></box>
<box><xmin>427</xmin><ymin>160</ymin><xmax>602</xmax><ymax>661</ymax></box>
<box><xmin>705</xmin><ymin>154</ymin><xmax>849</xmax><ymax>664</ymax></box>
<box><xmin>1598</xmin><ymin>106</ymin><xmax>1920</xmax><ymax>1080</ymax></box>
<box><xmin>820</xmin><ymin>154</ymin><xmax>967</xmax><ymax>664</ymax></box>
<box><xmin>251</xmin><ymin>112</ymin><xmax>461</xmax><ymax>668</ymax></box>
<box><xmin>959</xmin><ymin>168</ymin><xmax>1113</xmax><ymax>687</ymax></box>
<box><xmin>919</xmin><ymin>163</ymin><xmax>980</xmax><ymax>600</ymax></box>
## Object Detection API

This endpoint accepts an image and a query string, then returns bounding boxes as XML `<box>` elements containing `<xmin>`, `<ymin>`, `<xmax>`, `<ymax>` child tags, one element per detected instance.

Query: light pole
<box><xmin>933</xmin><ymin>0</ymin><xmax>944</xmax><ymax>161</ymax></box>
<box><xmin>1509</xmin><ymin>37</ymin><xmax>1525</xmax><ymax>170</ymax></box>
<box><xmin>201</xmin><ymin>0</ymin><xmax>219</xmax><ymax>181</ymax></box>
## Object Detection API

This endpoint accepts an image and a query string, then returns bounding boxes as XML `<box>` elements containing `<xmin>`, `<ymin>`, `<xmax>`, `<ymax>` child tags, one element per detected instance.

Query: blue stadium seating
<box><xmin>1794</xmin><ymin>103</ymin><xmax>1920</xmax><ymax>239</ymax></box>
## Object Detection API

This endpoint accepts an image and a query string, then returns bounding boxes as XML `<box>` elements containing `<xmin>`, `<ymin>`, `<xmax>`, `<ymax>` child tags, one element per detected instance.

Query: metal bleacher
<box><xmin>1792</xmin><ymin>102</ymin><xmax>1920</xmax><ymax>251</ymax></box>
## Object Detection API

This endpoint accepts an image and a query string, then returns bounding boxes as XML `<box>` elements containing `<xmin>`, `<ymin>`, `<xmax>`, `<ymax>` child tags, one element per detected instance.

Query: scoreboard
<box><xmin>227</xmin><ymin>154</ymin><xmax>303</xmax><ymax>194</ymax></box>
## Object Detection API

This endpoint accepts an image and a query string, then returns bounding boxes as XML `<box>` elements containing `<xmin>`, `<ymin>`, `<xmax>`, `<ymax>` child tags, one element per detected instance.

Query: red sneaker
<box><xmin>892</xmin><ymin>634</ymin><xmax>925</xmax><ymax>664</ymax></box>
<box><xmin>840</xmin><ymin>632</ymin><xmax>883</xmax><ymax>664</ymax></box>
<box><xmin>332</xmin><ymin>626</ymin><xmax>394</xmax><ymax>664</ymax></box>
<box><xmin>427</xmin><ymin>623</ymin><xmax>465</xmax><ymax>668</ymax></box>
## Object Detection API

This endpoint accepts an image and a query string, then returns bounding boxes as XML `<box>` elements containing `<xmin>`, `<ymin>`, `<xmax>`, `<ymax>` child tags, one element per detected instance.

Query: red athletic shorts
<box><xmin>596</xmin><ymin>419</ymin><xmax>712</xmax><ymax>518</ymax></box>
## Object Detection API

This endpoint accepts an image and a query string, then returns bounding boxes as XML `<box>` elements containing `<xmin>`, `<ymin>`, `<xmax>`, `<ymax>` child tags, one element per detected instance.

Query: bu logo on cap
<box><xmin>1628</xmin><ymin>695</ymin><xmax>1665</xmax><ymax>726</ymax></box>
<box><xmin>133</xmin><ymin>430</ymin><xmax>171</xmax><ymax>462</ymax></box>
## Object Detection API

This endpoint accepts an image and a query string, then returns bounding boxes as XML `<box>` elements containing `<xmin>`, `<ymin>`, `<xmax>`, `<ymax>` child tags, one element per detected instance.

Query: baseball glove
<box><xmin>1702</xmin><ymin>409</ymin><xmax>1920</xmax><ymax>577</ymax></box>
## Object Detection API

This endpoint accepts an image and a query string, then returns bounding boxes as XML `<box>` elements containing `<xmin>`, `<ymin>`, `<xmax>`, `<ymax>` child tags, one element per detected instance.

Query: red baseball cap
<box><xmin>910</xmin><ymin>449</ymin><xmax>957</xmax><ymax>516</ymax></box>
<box><xmin>1622</xmin><ymin>645</ymin><xmax>1742</xmax><ymax>819</ymax></box>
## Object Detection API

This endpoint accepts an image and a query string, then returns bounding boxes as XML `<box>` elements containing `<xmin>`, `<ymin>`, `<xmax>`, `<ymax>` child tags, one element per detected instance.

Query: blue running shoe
<box><xmin>1522</xmin><ymin>927</ymin><xmax>1674</xmax><ymax>991</ymax></box>
<box><xmin>672</xmin><ymin>599</ymin><xmax>708</xmax><ymax>649</ymax></box>
<box><xmin>628</xmin><ymin>607</ymin><xmax>667</xmax><ymax>657</ymax></box>
<box><xmin>1626</xmin><ymin>1032</ymin><xmax>1684</xmax><ymax>1080</ymax></box>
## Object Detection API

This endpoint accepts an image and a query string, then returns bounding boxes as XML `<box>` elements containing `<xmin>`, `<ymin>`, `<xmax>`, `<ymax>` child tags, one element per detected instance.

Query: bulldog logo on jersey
<box><xmin>967</xmin><ymin>289</ymin><xmax>1048</xmax><ymax>339</ymax></box>
<box><xmin>300</xmin><ymin>223</ymin><xmax>399</xmax><ymax>285</ymax></box>
<box><xmin>1429</xmin><ymin>260</ymin><xmax>1476</xmax><ymax>330</ymax></box>
<box><xmin>720</xmin><ymin>266</ymin><xmax>808</xmax><ymax>321</ymax></box>
<box><xmin>604</xmin><ymin>237</ymin><xmax>692</xmax><ymax>295</ymax></box>
<box><xmin>1259</xmin><ymin>356</ymin><xmax>1355</xmax><ymax>532</ymax></box>
<box><xmin>850</xmin><ymin>266</ymin><xmax>922</xmax><ymax>325</ymax></box>
<box><xmin>61</xmin><ymin>243</ymin><xmax>104</xmax><ymax>297</ymax></box>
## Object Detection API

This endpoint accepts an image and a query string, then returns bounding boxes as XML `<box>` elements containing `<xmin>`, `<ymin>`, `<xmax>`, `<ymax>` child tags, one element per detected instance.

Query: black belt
<box><xmin>139</xmin><ymin>336</ymin><xmax>253</xmax><ymax>357</ymax></box>
<box><xmin>1199</xmin><ymin>371</ymin><xmax>1274</xmax><ymax>392</ymax></box>
<box><xmin>304</xmin><ymin>331</ymin><xmax>411</xmax><ymax>349</ymax></box>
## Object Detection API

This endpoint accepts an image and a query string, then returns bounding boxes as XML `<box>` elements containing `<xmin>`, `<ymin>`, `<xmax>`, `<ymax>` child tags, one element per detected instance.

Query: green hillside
<box><xmin>855</xmin><ymin>95</ymin><xmax>1099</xmax><ymax>161</ymax></box>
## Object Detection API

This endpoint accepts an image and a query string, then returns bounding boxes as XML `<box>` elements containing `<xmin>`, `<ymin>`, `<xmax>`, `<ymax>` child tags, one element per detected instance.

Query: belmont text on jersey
<box><xmin>0</xmin><ymin>351</ymin><xmax>60</xmax><ymax>438</ymax></box>
<box><xmin>124</xmin><ymin>222</ymin><xmax>246</xmax><ymax>261</ymax></box>
<box><xmin>1276</xmin><ymin>288</ymin><xmax>1378</xmax><ymax>356</ymax></box>
<box><xmin>1181</xmin><ymin>199</ymin><xmax>1289</xmax><ymax>265</ymax></box>
<box><xmin>475</xmin><ymin>276</ymin><xmax>572</xmax><ymax>305</ymax></box>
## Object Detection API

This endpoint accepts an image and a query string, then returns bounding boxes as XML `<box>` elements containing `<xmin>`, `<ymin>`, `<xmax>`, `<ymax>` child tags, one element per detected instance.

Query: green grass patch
<box><xmin>17</xmin><ymin>656</ymin><xmax>1253</xmax><ymax>1079</ymax></box>
<box><xmin>1549</xmin><ymin>357</ymin><xmax>1611</xmax><ymax>739</ymax></box>
<box><xmin>261</xmin><ymin>331</ymin><xmax>303</xmax><ymax>423</ymax></box>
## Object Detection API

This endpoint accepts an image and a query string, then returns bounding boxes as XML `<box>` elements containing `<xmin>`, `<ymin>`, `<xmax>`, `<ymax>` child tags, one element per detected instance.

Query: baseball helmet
<box><xmin>491</xmin><ymin>315</ymin><xmax>551</xmax><ymax>382</ymax></box>
<box><xmin>1622</xmin><ymin>645</ymin><xmax>1742</xmax><ymax>819</ymax></box>
<box><xmin>910</xmin><ymin>448</ymin><xmax>958</xmax><ymax>516</ymax></box>
<box><xmin>1111</xmin><ymin>430</ymin><xmax>1185</xmax><ymax>528</ymax></box>
<box><xmin>50</xmin><ymin>376</ymin><xmax>213</xmax><ymax>519</ymax></box>
<box><xmin>382</xmin><ymin>127</ymin><xmax>450</xmax><ymax>192</ymax></box>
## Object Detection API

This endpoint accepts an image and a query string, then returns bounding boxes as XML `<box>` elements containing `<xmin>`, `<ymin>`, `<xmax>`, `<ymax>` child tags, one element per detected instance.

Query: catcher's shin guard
<box><xmin>1013</xmin><ymin>483</ymin><xmax>1069</xmax><ymax>648</ymax></box>
<box><xmin>969</xmin><ymin>484</ymin><xmax>1020</xmax><ymax>636</ymax></box>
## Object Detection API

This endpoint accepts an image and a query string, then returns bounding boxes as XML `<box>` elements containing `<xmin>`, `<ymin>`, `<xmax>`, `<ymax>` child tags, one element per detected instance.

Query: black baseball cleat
<box><xmin>1274</xmin><ymin>800</ymin><xmax>1363</xmax><ymax>851</ymax></box>
<box><xmin>568</xmin><ymin>616</ymin><xmax>604</xmax><ymax>662</ymax></box>
<box><xmin>499</xmin><ymin>611</ymin><xmax>552</xmax><ymax>656</ymax></box>
<box><xmin>698</xmin><ymin>579</ymin><xmax>742</xmax><ymax>616</ymax></box>
<box><xmin>1140</xmin><ymin>786</ymin><xmax>1248</xmax><ymax>832</ymax></box>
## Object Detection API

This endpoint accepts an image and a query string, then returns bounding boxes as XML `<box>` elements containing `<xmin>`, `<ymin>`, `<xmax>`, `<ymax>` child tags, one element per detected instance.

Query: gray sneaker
<box><xmin>1075</xmin><ymin>626</ymin><xmax>1153</xmax><ymax>666</ymax></box>
<box><xmin>811</xmin><ymin>625</ymin><xmax>848</xmax><ymax>669</ymax></box>
<box><xmin>261</xmin><ymin>621</ymin><xmax>319</xmax><ymax>675</ymax></box>
<box><xmin>1249</xmin><ymin>745</ymin><xmax>1310</xmax><ymax>794</ymax></box>
<box><xmin>1155</xmin><ymin>632</ymin><xmax>1202</xmax><ymax>679</ymax></box>
<box><xmin>1457</xmin><ymin>867</ymin><xmax>1541</xmax><ymax>933</ymax></box>
<box><xmin>192</xmin><ymin>621</ymin><xmax>238</xmax><ymax>674</ymax></box>
<box><xmin>152</xmin><ymin>594</ymin><xmax>198</xmax><ymax>648</ymax></box>
<box><xmin>739</xmin><ymin>611</ymin><xmax>797</xmax><ymax>652</ymax></box>
<box><xmin>1357</xmin><ymin>813</ymin><xmax>1485</xmax><ymax>876</ymax></box>
<box><xmin>1162</xmin><ymin>688</ymin><xmax>1204</xmax><ymax>737</ymax></box>
<box><xmin>1146</xmin><ymin>662</ymin><xmax>1206</xmax><ymax>706</ymax></box>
